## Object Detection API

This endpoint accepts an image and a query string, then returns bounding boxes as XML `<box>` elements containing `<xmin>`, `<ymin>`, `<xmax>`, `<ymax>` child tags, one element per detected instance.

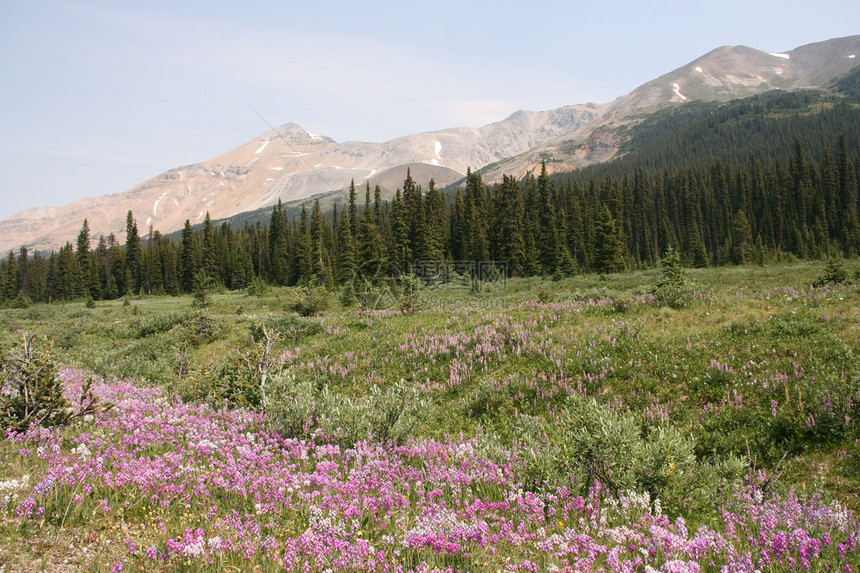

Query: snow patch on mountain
<box><xmin>672</xmin><ymin>83</ymin><xmax>689</xmax><ymax>101</ymax></box>
<box><xmin>255</xmin><ymin>139</ymin><xmax>270</xmax><ymax>154</ymax></box>
<box><xmin>768</xmin><ymin>52</ymin><xmax>790</xmax><ymax>60</ymax></box>
<box><xmin>695</xmin><ymin>66</ymin><xmax>703</xmax><ymax>73</ymax></box>
<box><xmin>153</xmin><ymin>192</ymin><xmax>168</xmax><ymax>216</ymax></box>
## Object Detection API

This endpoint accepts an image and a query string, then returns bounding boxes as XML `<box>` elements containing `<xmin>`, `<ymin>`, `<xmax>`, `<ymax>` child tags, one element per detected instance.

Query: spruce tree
<box><xmin>464</xmin><ymin>169</ymin><xmax>488</xmax><ymax>263</ymax></box>
<box><xmin>336</xmin><ymin>203</ymin><xmax>357</xmax><ymax>284</ymax></box>
<box><xmin>424</xmin><ymin>179</ymin><xmax>447</xmax><ymax>262</ymax></box>
<box><xmin>56</xmin><ymin>243</ymin><xmax>78</xmax><ymax>300</ymax></box>
<box><xmin>348</xmin><ymin>179</ymin><xmax>358</xmax><ymax>239</ymax></box>
<box><xmin>310</xmin><ymin>199</ymin><xmax>332</xmax><ymax>288</ymax></box>
<box><xmin>17</xmin><ymin>245</ymin><xmax>29</xmax><ymax>300</ymax></box>
<box><xmin>179</xmin><ymin>220</ymin><xmax>198</xmax><ymax>293</ymax></box>
<box><xmin>357</xmin><ymin>185</ymin><xmax>384</xmax><ymax>283</ymax></box>
<box><xmin>594</xmin><ymin>206</ymin><xmax>626</xmax><ymax>273</ymax></box>
<box><xmin>297</xmin><ymin>204</ymin><xmax>313</xmax><ymax>285</ymax></box>
<box><xmin>3</xmin><ymin>251</ymin><xmax>18</xmax><ymax>301</ymax></box>
<box><xmin>495</xmin><ymin>175</ymin><xmax>526</xmax><ymax>274</ymax></box>
<box><xmin>390</xmin><ymin>189</ymin><xmax>409</xmax><ymax>271</ymax></box>
<box><xmin>730</xmin><ymin>210</ymin><xmax>752</xmax><ymax>264</ymax></box>
<box><xmin>202</xmin><ymin>212</ymin><xmax>216</xmax><ymax>279</ymax></box>
<box><xmin>125</xmin><ymin>211</ymin><xmax>142</xmax><ymax>295</ymax></box>
<box><xmin>76</xmin><ymin>219</ymin><xmax>98</xmax><ymax>299</ymax></box>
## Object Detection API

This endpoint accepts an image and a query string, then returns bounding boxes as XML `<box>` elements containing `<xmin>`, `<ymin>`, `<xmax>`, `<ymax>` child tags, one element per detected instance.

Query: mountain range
<box><xmin>1</xmin><ymin>34</ymin><xmax>858</xmax><ymax>254</ymax></box>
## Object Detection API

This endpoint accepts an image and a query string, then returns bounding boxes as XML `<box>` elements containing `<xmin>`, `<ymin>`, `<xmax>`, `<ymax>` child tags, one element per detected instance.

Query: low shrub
<box><xmin>288</xmin><ymin>286</ymin><xmax>330</xmax><ymax>316</ymax></box>
<box><xmin>264</xmin><ymin>374</ymin><xmax>433</xmax><ymax>447</ymax></box>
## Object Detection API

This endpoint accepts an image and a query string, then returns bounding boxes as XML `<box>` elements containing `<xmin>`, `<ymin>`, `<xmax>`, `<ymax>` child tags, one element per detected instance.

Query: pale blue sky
<box><xmin>0</xmin><ymin>0</ymin><xmax>858</xmax><ymax>220</ymax></box>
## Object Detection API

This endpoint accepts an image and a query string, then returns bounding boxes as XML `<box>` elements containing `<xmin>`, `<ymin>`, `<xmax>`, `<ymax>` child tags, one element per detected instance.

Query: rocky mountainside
<box><xmin>1</xmin><ymin>35</ymin><xmax>857</xmax><ymax>253</ymax></box>
<box><xmin>0</xmin><ymin>106</ymin><xmax>604</xmax><ymax>253</ymax></box>
<box><xmin>479</xmin><ymin>35</ymin><xmax>860</xmax><ymax>182</ymax></box>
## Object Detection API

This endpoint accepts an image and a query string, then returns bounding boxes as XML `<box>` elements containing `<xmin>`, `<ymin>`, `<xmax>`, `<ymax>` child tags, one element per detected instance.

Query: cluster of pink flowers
<box><xmin>0</xmin><ymin>365</ymin><xmax>856</xmax><ymax>571</ymax></box>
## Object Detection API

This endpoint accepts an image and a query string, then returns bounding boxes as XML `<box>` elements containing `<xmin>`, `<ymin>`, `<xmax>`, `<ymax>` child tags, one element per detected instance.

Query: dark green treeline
<box><xmin>1</xmin><ymin>136</ymin><xmax>858</xmax><ymax>305</ymax></box>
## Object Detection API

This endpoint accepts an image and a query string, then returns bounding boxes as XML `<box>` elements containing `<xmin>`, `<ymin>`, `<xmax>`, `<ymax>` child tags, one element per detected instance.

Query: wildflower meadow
<box><xmin>1</xmin><ymin>262</ymin><xmax>858</xmax><ymax>572</ymax></box>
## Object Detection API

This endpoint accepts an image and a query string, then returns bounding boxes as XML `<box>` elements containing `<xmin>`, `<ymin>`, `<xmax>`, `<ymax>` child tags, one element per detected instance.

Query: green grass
<box><xmin>2</xmin><ymin>261</ymin><xmax>859</xmax><ymax>505</ymax></box>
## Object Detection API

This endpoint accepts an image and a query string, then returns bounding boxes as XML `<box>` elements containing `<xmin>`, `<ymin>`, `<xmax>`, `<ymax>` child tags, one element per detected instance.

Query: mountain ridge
<box><xmin>1</xmin><ymin>35</ymin><xmax>857</xmax><ymax>253</ymax></box>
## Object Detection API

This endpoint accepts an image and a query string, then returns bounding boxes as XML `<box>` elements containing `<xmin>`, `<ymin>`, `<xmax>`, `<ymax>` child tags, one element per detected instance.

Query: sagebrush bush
<box><xmin>264</xmin><ymin>374</ymin><xmax>432</xmax><ymax>447</ymax></box>
<box><xmin>132</xmin><ymin>311</ymin><xmax>185</xmax><ymax>339</ymax></box>
<box><xmin>514</xmin><ymin>394</ymin><xmax>741</xmax><ymax>515</ymax></box>
<box><xmin>249</xmin><ymin>313</ymin><xmax>322</xmax><ymax>343</ymax></box>
<box><xmin>288</xmin><ymin>286</ymin><xmax>330</xmax><ymax>316</ymax></box>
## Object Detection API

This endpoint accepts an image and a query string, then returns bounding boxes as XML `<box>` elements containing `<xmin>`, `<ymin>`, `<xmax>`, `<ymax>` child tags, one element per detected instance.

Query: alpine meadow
<box><xmin>1</xmin><ymin>34</ymin><xmax>860</xmax><ymax>573</ymax></box>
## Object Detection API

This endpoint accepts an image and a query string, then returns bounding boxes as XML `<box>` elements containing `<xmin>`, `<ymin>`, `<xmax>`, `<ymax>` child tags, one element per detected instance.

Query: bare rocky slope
<box><xmin>1</xmin><ymin>35</ymin><xmax>857</xmax><ymax>253</ymax></box>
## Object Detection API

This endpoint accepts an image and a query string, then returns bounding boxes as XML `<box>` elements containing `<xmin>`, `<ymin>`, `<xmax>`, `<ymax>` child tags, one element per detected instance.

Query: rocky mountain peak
<box><xmin>1</xmin><ymin>35</ymin><xmax>857</xmax><ymax>254</ymax></box>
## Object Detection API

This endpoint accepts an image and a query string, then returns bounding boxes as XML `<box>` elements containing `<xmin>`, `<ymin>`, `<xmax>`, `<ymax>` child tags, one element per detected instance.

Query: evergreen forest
<box><xmin>1</xmin><ymin>90</ymin><xmax>859</xmax><ymax>305</ymax></box>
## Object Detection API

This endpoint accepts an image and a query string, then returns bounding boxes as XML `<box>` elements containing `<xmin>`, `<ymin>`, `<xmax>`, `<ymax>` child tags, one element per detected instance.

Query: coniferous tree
<box><xmin>348</xmin><ymin>179</ymin><xmax>358</xmax><ymax>239</ymax></box>
<box><xmin>55</xmin><ymin>243</ymin><xmax>77</xmax><ymax>301</ymax></box>
<box><xmin>357</xmin><ymin>184</ymin><xmax>383</xmax><ymax>282</ymax></box>
<box><xmin>202</xmin><ymin>212</ymin><xmax>217</xmax><ymax>279</ymax></box>
<box><xmin>536</xmin><ymin>163</ymin><xmax>557</xmax><ymax>273</ymax></box>
<box><xmin>179</xmin><ymin>220</ymin><xmax>198</xmax><ymax>293</ymax></box>
<box><xmin>17</xmin><ymin>245</ymin><xmax>29</xmax><ymax>300</ymax></box>
<box><xmin>76</xmin><ymin>219</ymin><xmax>98</xmax><ymax>299</ymax></box>
<box><xmin>594</xmin><ymin>206</ymin><xmax>626</xmax><ymax>273</ymax></box>
<box><xmin>3</xmin><ymin>251</ymin><xmax>18</xmax><ymax>302</ymax></box>
<box><xmin>448</xmin><ymin>189</ymin><xmax>466</xmax><ymax>261</ymax></box>
<box><xmin>390</xmin><ymin>188</ymin><xmax>409</xmax><ymax>272</ymax></box>
<box><xmin>730</xmin><ymin>209</ymin><xmax>753</xmax><ymax>264</ymax></box>
<box><xmin>125</xmin><ymin>211</ymin><xmax>142</xmax><ymax>295</ymax></box>
<box><xmin>296</xmin><ymin>204</ymin><xmax>313</xmax><ymax>285</ymax></box>
<box><xmin>310</xmin><ymin>199</ymin><xmax>333</xmax><ymax>288</ymax></box>
<box><xmin>464</xmin><ymin>169</ymin><xmax>488</xmax><ymax>263</ymax></box>
<box><xmin>495</xmin><ymin>175</ymin><xmax>526</xmax><ymax>274</ymax></box>
<box><xmin>423</xmin><ymin>179</ymin><xmax>447</xmax><ymax>262</ymax></box>
<box><xmin>520</xmin><ymin>174</ymin><xmax>542</xmax><ymax>276</ymax></box>
<box><xmin>336</xmin><ymin>202</ymin><xmax>357</xmax><ymax>284</ymax></box>
<box><xmin>29</xmin><ymin>251</ymin><xmax>47</xmax><ymax>303</ymax></box>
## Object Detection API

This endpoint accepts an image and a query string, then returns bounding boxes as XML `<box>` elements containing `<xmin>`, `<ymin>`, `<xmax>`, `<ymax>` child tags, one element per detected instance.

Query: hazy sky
<box><xmin>0</xmin><ymin>0</ymin><xmax>858</xmax><ymax>220</ymax></box>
